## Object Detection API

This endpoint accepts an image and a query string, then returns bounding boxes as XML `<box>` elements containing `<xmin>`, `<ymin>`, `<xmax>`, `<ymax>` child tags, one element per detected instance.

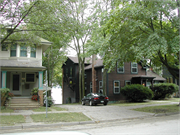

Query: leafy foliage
<box><xmin>31</xmin><ymin>87</ymin><xmax>39</xmax><ymax>95</ymax></box>
<box><xmin>121</xmin><ymin>84</ymin><xmax>154</xmax><ymax>102</ymax></box>
<box><xmin>152</xmin><ymin>83</ymin><xmax>179</xmax><ymax>100</ymax></box>
<box><xmin>44</xmin><ymin>97</ymin><xmax>54</xmax><ymax>107</ymax></box>
<box><xmin>87</xmin><ymin>0</ymin><xmax>179</xmax><ymax>78</ymax></box>
<box><xmin>0</xmin><ymin>88</ymin><xmax>10</xmax><ymax>106</ymax></box>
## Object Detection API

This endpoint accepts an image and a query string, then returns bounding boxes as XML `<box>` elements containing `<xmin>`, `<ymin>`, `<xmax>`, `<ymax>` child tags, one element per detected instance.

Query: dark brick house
<box><xmin>62</xmin><ymin>56</ymin><xmax>166</xmax><ymax>103</ymax></box>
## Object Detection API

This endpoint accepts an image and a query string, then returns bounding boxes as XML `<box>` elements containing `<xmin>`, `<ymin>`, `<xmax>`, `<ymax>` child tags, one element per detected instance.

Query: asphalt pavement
<box><xmin>0</xmin><ymin>102</ymin><xmax>179</xmax><ymax>131</ymax></box>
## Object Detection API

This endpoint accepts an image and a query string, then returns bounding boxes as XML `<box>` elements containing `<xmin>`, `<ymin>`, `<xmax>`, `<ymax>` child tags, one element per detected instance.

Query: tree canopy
<box><xmin>87</xmin><ymin>0</ymin><xmax>179</xmax><ymax>79</ymax></box>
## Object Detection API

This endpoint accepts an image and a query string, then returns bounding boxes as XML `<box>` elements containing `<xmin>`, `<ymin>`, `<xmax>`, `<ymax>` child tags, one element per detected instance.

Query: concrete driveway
<box><xmin>58</xmin><ymin>104</ymin><xmax>154</xmax><ymax>122</ymax></box>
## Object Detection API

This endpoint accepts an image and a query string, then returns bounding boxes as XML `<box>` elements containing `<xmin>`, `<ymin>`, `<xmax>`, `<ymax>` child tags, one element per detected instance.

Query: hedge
<box><xmin>121</xmin><ymin>84</ymin><xmax>154</xmax><ymax>102</ymax></box>
<box><xmin>152</xmin><ymin>83</ymin><xmax>179</xmax><ymax>100</ymax></box>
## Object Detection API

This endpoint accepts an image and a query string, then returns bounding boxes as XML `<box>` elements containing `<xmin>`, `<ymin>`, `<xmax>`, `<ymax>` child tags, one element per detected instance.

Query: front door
<box><xmin>12</xmin><ymin>73</ymin><xmax>21</xmax><ymax>95</ymax></box>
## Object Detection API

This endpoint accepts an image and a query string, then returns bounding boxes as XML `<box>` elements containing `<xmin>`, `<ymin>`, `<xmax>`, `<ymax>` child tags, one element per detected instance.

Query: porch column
<box><xmin>38</xmin><ymin>71</ymin><xmax>43</xmax><ymax>90</ymax></box>
<box><xmin>38</xmin><ymin>71</ymin><xmax>44</xmax><ymax>106</ymax></box>
<box><xmin>1</xmin><ymin>71</ymin><xmax>7</xmax><ymax>88</ymax></box>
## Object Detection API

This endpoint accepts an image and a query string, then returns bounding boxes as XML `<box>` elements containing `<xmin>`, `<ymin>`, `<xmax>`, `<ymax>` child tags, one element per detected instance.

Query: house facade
<box><xmin>0</xmin><ymin>38</ymin><xmax>51</xmax><ymax>105</ymax></box>
<box><xmin>62</xmin><ymin>56</ymin><xmax>166</xmax><ymax>103</ymax></box>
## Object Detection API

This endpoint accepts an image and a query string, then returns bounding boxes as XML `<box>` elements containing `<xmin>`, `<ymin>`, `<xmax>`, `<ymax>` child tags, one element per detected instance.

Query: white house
<box><xmin>0</xmin><ymin>37</ymin><xmax>52</xmax><ymax>106</ymax></box>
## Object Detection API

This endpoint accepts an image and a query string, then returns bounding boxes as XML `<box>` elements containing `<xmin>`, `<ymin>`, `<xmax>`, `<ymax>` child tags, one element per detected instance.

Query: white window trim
<box><xmin>114</xmin><ymin>80</ymin><xmax>120</xmax><ymax>94</ymax></box>
<box><xmin>131</xmin><ymin>62</ymin><xmax>138</xmax><ymax>74</ymax></box>
<box><xmin>25</xmin><ymin>73</ymin><xmax>36</xmax><ymax>83</ymax></box>
<box><xmin>125</xmin><ymin>80</ymin><xmax>131</xmax><ymax>86</ymax></box>
<box><xmin>117</xmin><ymin>62</ymin><xmax>124</xmax><ymax>73</ymax></box>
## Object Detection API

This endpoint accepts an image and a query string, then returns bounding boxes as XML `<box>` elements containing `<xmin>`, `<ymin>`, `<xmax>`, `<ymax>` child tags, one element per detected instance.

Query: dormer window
<box><xmin>10</xmin><ymin>44</ymin><xmax>17</xmax><ymax>57</ymax></box>
<box><xmin>31</xmin><ymin>45</ymin><xmax>36</xmax><ymax>58</ymax></box>
<box><xmin>20</xmin><ymin>45</ymin><xmax>27</xmax><ymax>57</ymax></box>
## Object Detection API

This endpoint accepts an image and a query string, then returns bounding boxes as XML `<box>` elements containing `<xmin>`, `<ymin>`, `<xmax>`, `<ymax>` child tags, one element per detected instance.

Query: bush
<box><xmin>0</xmin><ymin>88</ymin><xmax>10</xmax><ymax>106</ymax></box>
<box><xmin>44</xmin><ymin>97</ymin><xmax>54</xmax><ymax>107</ymax></box>
<box><xmin>121</xmin><ymin>84</ymin><xmax>154</xmax><ymax>102</ymax></box>
<box><xmin>31</xmin><ymin>87</ymin><xmax>39</xmax><ymax>95</ymax></box>
<box><xmin>152</xmin><ymin>83</ymin><xmax>179</xmax><ymax>100</ymax></box>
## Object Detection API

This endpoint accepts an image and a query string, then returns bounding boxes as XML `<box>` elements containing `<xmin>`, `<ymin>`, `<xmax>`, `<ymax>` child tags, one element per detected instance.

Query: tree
<box><xmin>88</xmin><ymin>0</ymin><xmax>179</xmax><ymax>79</ymax></box>
<box><xmin>0</xmin><ymin>0</ymin><xmax>42</xmax><ymax>44</ymax></box>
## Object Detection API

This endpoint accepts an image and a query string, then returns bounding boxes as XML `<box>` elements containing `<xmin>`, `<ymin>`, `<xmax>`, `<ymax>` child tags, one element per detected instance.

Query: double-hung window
<box><xmin>131</xmin><ymin>62</ymin><xmax>138</xmax><ymax>74</ymax></box>
<box><xmin>117</xmin><ymin>62</ymin><xmax>124</xmax><ymax>73</ymax></box>
<box><xmin>114</xmin><ymin>80</ymin><xmax>120</xmax><ymax>94</ymax></box>
<box><xmin>10</xmin><ymin>44</ymin><xmax>17</xmax><ymax>57</ymax></box>
<box><xmin>31</xmin><ymin>45</ymin><xmax>36</xmax><ymax>58</ymax></box>
<box><xmin>20</xmin><ymin>45</ymin><xmax>27</xmax><ymax>57</ymax></box>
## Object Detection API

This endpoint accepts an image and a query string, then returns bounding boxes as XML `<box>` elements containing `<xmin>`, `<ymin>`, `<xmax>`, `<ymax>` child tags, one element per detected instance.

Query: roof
<box><xmin>68</xmin><ymin>56</ymin><xmax>92</xmax><ymax>64</ymax></box>
<box><xmin>147</xmin><ymin>70</ymin><xmax>166</xmax><ymax>81</ymax></box>
<box><xmin>84</xmin><ymin>59</ymin><xmax>103</xmax><ymax>70</ymax></box>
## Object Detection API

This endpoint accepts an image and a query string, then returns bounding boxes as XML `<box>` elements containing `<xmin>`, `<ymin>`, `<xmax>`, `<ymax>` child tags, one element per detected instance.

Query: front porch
<box><xmin>1</xmin><ymin>67</ymin><xmax>46</xmax><ymax>107</ymax></box>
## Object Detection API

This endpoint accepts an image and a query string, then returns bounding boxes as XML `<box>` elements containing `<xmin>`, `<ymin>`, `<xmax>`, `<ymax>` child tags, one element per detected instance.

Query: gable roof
<box><xmin>147</xmin><ymin>70</ymin><xmax>166</xmax><ymax>81</ymax></box>
<box><xmin>68</xmin><ymin>56</ymin><xmax>92</xmax><ymax>64</ymax></box>
<box><xmin>84</xmin><ymin>59</ymin><xmax>103</xmax><ymax>70</ymax></box>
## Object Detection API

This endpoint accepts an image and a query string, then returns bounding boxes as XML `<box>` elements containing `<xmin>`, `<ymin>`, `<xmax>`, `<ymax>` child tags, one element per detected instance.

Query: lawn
<box><xmin>133</xmin><ymin>104</ymin><xmax>180</xmax><ymax>113</ymax></box>
<box><xmin>33</xmin><ymin>106</ymin><xmax>67</xmax><ymax>112</ymax></box>
<box><xmin>30</xmin><ymin>112</ymin><xmax>91</xmax><ymax>123</ymax></box>
<box><xmin>110</xmin><ymin>98</ymin><xmax>180</xmax><ymax>106</ymax></box>
<box><xmin>0</xmin><ymin>107</ymin><xmax>14</xmax><ymax>113</ymax></box>
<box><xmin>0</xmin><ymin>115</ymin><xmax>25</xmax><ymax>126</ymax></box>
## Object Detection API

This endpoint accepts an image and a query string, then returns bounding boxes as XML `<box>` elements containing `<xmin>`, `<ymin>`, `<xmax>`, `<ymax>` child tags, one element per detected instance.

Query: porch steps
<box><xmin>6</xmin><ymin>97</ymin><xmax>40</xmax><ymax>110</ymax></box>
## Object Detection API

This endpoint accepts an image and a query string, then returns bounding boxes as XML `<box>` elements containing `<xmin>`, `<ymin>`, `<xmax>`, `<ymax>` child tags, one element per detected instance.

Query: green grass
<box><xmin>30</xmin><ymin>112</ymin><xmax>91</xmax><ymax>123</ymax></box>
<box><xmin>0</xmin><ymin>108</ymin><xmax>14</xmax><ymax>113</ymax></box>
<box><xmin>33</xmin><ymin>107</ymin><xmax>52</xmax><ymax>112</ymax></box>
<box><xmin>51</xmin><ymin>106</ymin><xmax>67</xmax><ymax>111</ymax></box>
<box><xmin>133</xmin><ymin>104</ymin><xmax>180</xmax><ymax>113</ymax></box>
<box><xmin>0</xmin><ymin>115</ymin><xmax>25</xmax><ymax>126</ymax></box>
<box><xmin>110</xmin><ymin>98</ymin><xmax>180</xmax><ymax>106</ymax></box>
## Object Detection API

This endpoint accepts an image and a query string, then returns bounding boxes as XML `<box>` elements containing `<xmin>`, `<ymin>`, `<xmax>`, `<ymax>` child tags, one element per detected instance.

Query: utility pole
<box><xmin>92</xmin><ymin>54</ymin><xmax>96</xmax><ymax>93</ymax></box>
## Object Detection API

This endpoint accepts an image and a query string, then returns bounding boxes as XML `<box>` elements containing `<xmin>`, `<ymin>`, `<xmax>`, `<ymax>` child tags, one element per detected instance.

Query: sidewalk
<box><xmin>0</xmin><ymin>102</ymin><xmax>179</xmax><ymax>130</ymax></box>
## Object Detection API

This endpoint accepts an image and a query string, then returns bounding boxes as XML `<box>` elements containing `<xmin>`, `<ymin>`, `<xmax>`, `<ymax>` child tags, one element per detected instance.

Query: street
<box><xmin>1</xmin><ymin>114</ymin><xmax>179</xmax><ymax>135</ymax></box>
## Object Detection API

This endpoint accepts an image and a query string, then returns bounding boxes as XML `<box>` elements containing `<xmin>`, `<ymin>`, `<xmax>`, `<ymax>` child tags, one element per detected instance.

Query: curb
<box><xmin>0</xmin><ymin>121</ymin><xmax>95</xmax><ymax>130</ymax></box>
<box><xmin>0</xmin><ymin>112</ymin><xmax>179</xmax><ymax>130</ymax></box>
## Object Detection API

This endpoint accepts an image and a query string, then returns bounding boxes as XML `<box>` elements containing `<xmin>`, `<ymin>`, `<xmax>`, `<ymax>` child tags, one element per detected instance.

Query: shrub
<box><xmin>121</xmin><ymin>84</ymin><xmax>154</xmax><ymax>102</ymax></box>
<box><xmin>152</xmin><ymin>83</ymin><xmax>179</xmax><ymax>100</ymax></box>
<box><xmin>44</xmin><ymin>97</ymin><xmax>54</xmax><ymax>107</ymax></box>
<box><xmin>0</xmin><ymin>88</ymin><xmax>10</xmax><ymax>106</ymax></box>
<box><xmin>31</xmin><ymin>87</ymin><xmax>39</xmax><ymax>95</ymax></box>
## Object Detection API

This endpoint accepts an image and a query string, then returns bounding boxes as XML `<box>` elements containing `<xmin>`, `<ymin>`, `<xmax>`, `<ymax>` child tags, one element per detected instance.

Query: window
<box><xmin>125</xmin><ymin>81</ymin><xmax>131</xmax><ymax>86</ymax></box>
<box><xmin>10</xmin><ymin>44</ymin><xmax>17</xmax><ymax>57</ymax></box>
<box><xmin>99</xmin><ymin>81</ymin><xmax>103</xmax><ymax>88</ymax></box>
<box><xmin>20</xmin><ymin>45</ymin><xmax>27</xmax><ymax>57</ymax></box>
<box><xmin>131</xmin><ymin>62</ymin><xmax>138</xmax><ymax>74</ymax></box>
<box><xmin>31</xmin><ymin>45</ymin><xmax>36</xmax><ymax>58</ymax></box>
<box><xmin>26</xmin><ymin>73</ymin><xmax>35</xmax><ymax>83</ymax></box>
<box><xmin>99</xmin><ymin>81</ymin><xmax>103</xmax><ymax>93</ymax></box>
<box><xmin>114</xmin><ymin>80</ymin><xmax>120</xmax><ymax>94</ymax></box>
<box><xmin>1</xmin><ymin>44</ymin><xmax>8</xmax><ymax>51</ymax></box>
<box><xmin>117</xmin><ymin>62</ymin><xmax>124</xmax><ymax>73</ymax></box>
<box><xmin>90</xmin><ymin>82</ymin><xmax>92</xmax><ymax>93</ymax></box>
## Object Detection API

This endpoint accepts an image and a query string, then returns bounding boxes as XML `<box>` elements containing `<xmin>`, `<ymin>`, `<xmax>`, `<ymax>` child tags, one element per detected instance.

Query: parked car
<box><xmin>82</xmin><ymin>93</ymin><xmax>109</xmax><ymax>106</ymax></box>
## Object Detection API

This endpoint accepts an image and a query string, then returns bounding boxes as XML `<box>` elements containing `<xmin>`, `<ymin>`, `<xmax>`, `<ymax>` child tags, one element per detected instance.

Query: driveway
<box><xmin>57</xmin><ymin>104</ymin><xmax>154</xmax><ymax>121</ymax></box>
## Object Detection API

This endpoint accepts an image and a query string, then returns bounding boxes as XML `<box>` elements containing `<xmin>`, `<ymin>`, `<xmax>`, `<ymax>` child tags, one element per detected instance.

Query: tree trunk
<box><xmin>78</xmin><ymin>56</ymin><xmax>82</xmax><ymax>102</ymax></box>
